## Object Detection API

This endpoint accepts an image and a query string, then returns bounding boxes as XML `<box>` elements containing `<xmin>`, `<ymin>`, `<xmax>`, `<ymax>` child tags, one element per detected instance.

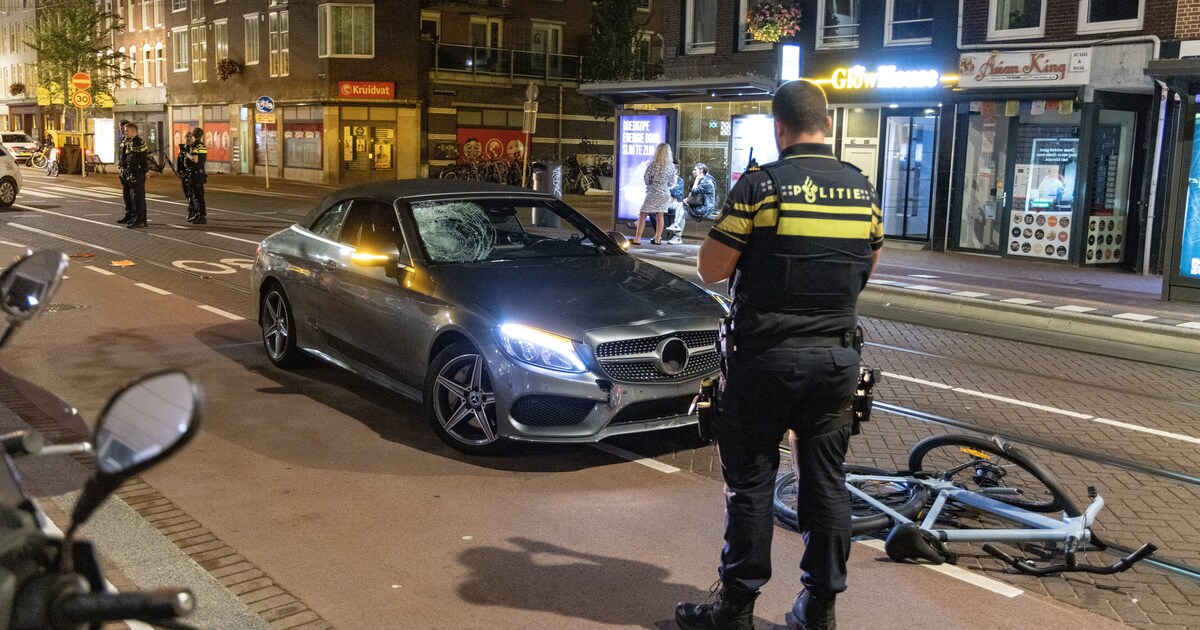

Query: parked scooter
<box><xmin>0</xmin><ymin>250</ymin><xmax>201</xmax><ymax>629</ymax></box>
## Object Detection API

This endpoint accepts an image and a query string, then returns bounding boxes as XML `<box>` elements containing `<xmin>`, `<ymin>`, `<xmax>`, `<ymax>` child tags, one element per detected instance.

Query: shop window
<box><xmin>988</xmin><ymin>0</ymin><xmax>1044</xmax><ymax>39</ymax></box>
<box><xmin>420</xmin><ymin>11</ymin><xmax>439</xmax><ymax>41</ymax></box>
<box><xmin>318</xmin><ymin>4</ymin><xmax>374</xmax><ymax>58</ymax></box>
<box><xmin>685</xmin><ymin>0</ymin><xmax>716</xmax><ymax>54</ymax></box>
<box><xmin>245</xmin><ymin>14</ymin><xmax>260</xmax><ymax>65</ymax></box>
<box><xmin>171</xmin><ymin>27</ymin><xmax>188</xmax><ymax>72</ymax></box>
<box><xmin>1077</xmin><ymin>0</ymin><xmax>1142</xmax><ymax>34</ymax></box>
<box><xmin>885</xmin><ymin>0</ymin><xmax>932</xmax><ymax>45</ymax></box>
<box><xmin>818</xmin><ymin>0</ymin><xmax>859</xmax><ymax>49</ymax></box>
<box><xmin>957</xmin><ymin>103</ymin><xmax>1010</xmax><ymax>252</ymax></box>
<box><xmin>284</xmin><ymin>121</ymin><xmax>323</xmax><ymax>170</ymax></box>
<box><xmin>739</xmin><ymin>0</ymin><xmax>774</xmax><ymax>51</ymax></box>
<box><xmin>1083</xmin><ymin>110</ymin><xmax>1135</xmax><ymax>265</ymax></box>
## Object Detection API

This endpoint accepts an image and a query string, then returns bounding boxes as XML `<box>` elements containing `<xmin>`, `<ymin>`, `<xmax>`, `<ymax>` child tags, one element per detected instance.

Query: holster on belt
<box><xmin>850</xmin><ymin>366</ymin><xmax>881</xmax><ymax>436</ymax></box>
<box><xmin>690</xmin><ymin>377</ymin><xmax>718</xmax><ymax>444</ymax></box>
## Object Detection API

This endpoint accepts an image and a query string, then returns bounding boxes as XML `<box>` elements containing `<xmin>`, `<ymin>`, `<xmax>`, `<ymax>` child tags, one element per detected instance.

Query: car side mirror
<box><xmin>0</xmin><ymin>250</ymin><xmax>68</xmax><ymax>348</ymax></box>
<box><xmin>607</xmin><ymin>231</ymin><xmax>631</xmax><ymax>252</ymax></box>
<box><xmin>68</xmin><ymin>371</ymin><xmax>202</xmax><ymax>536</ymax></box>
<box><xmin>351</xmin><ymin>242</ymin><xmax>403</xmax><ymax>268</ymax></box>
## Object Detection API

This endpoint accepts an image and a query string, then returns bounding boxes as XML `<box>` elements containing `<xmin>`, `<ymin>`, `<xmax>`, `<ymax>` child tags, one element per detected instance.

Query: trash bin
<box><xmin>530</xmin><ymin>161</ymin><xmax>561</xmax><ymax>227</ymax></box>
<box><xmin>58</xmin><ymin>144</ymin><xmax>83</xmax><ymax>175</ymax></box>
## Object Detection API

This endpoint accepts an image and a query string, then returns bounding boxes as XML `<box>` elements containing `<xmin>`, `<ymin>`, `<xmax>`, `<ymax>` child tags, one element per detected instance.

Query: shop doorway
<box><xmin>341</xmin><ymin>123</ymin><xmax>396</xmax><ymax>185</ymax></box>
<box><xmin>880</xmin><ymin>111</ymin><xmax>938</xmax><ymax>240</ymax></box>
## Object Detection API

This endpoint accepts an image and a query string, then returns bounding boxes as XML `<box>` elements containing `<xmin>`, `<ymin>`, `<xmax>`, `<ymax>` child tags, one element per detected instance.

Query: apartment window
<box><xmin>420</xmin><ymin>10</ymin><xmax>439</xmax><ymax>40</ymax></box>
<box><xmin>155</xmin><ymin>42</ymin><xmax>164</xmax><ymax>85</ymax></box>
<box><xmin>171</xmin><ymin>26</ymin><xmax>188</xmax><ymax>71</ymax></box>
<box><xmin>318</xmin><ymin>4</ymin><xmax>374</xmax><ymax>58</ymax></box>
<box><xmin>885</xmin><ymin>0</ymin><xmax>932</xmax><ymax>45</ymax></box>
<box><xmin>171</xmin><ymin>0</ymin><xmax>185</xmax><ymax>12</ymax></box>
<box><xmin>117</xmin><ymin>0</ymin><xmax>125</xmax><ymax>27</ymax></box>
<box><xmin>685</xmin><ymin>0</ymin><xmax>716</xmax><ymax>54</ymax></box>
<box><xmin>817</xmin><ymin>0</ymin><xmax>860</xmax><ymax>48</ymax></box>
<box><xmin>637</xmin><ymin>0</ymin><xmax>650</xmax><ymax>11</ymax></box>
<box><xmin>127</xmin><ymin>0</ymin><xmax>135</xmax><ymax>30</ymax></box>
<box><xmin>1078</xmin><ymin>0</ymin><xmax>1143</xmax><ymax>34</ymax></box>
<box><xmin>989</xmin><ymin>0</ymin><xmax>1044</xmax><ymax>38</ymax></box>
<box><xmin>142</xmin><ymin>45</ymin><xmax>152</xmax><ymax>86</ymax></box>
<box><xmin>739</xmin><ymin>0</ymin><xmax>774</xmax><ymax>51</ymax></box>
<box><xmin>191</xmin><ymin>25</ymin><xmax>207</xmax><ymax>81</ymax></box>
<box><xmin>469</xmin><ymin>17</ymin><xmax>502</xmax><ymax>48</ymax></box>
<box><xmin>154</xmin><ymin>0</ymin><xmax>163</xmax><ymax>26</ymax></box>
<box><xmin>118</xmin><ymin>47</ymin><xmax>126</xmax><ymax>88</ymax></box>
<box><xmin>269</xmin><ymin>11</ymin><xmax>289</xmax><ymax>77</ymax></box>
<box><xmin>245</xmin><ymin>14</ymin><xmax>261</xmax><ymax>65</ymax></box>
<box><xmin>214</xmin><ymin>19</ymin><xmax>228</xmax><ymax>60</ymax></box>
<box><xmin>190</xmin><ymin>0</ymin><xmax>203</xmax><ymax>22</ymax></box>
<box><xmin>128</xmin><ymin>48</ymin><xmax>137</xmax><ymax>85</ymax></box>
<box><xmin>141</xmin><ymin>0</ymin><xmax>149</xmax><ymax>30</ymax></box>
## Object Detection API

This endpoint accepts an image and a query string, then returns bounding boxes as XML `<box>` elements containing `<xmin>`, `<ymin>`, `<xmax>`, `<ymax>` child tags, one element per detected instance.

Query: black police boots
<box><xmin>788</xmin><ymin>589</ymin><xmax>836</xmax><ymax>630</ymax></box>
<box><xmin>675</xmin><ymin>583</ymin><xmax>759</xmax><ymax>630</ymax></box>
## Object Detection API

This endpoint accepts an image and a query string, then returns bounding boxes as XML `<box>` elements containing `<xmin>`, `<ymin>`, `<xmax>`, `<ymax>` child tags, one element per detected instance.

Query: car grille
<box><xmin>595</xmin><ymin>330</ymin><xmax>719</xmax><ymax>383</ymax></box>
<box><xmin>510</xmin><ymin>395</ymin><xmax>595</xmax><ymax>427</ymax></box>
<box><xmin>609</xmin><ymin>395</ymin><xmax>696</xmax><ymax>426</ymax></box>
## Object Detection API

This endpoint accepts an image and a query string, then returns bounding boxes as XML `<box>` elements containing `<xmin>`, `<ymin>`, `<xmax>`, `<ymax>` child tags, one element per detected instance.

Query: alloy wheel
<box><xmin>262</xmin><ymin>291</ymin><xmax>290</xmax><ymax>362</ymax></box>
<box><xmin>0</xmin><ymin>181</ymin><xmax>14</xmax><ymax>206</ymax></box>
<box><xmin>433</xmin><ymin>353</ymin><xmax>498</xmax><ymax>446</ymax></box>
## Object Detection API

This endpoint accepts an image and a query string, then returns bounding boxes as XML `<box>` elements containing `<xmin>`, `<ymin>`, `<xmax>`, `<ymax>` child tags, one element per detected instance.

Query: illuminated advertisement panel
<box><xmin>1181</xmin><ymin>114</ymin><xmax>1200</xmax><ymax>280</ymax></box>
<box><xmin>728</xmin><ymin>115</ymin><xmax>779</xmax><ymax>191</ymax></box>
<box><xmin>616</xmin><ymin>114</ymin><xmax>669</xmax><ymax>221</ymax></box>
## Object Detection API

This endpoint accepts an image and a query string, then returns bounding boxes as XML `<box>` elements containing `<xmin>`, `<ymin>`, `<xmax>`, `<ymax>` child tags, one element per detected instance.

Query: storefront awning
<box><xmin>1145</xmin><ymin>59</ymin><xmax>1200</xmax><ymax>89</ymax></box>
<box><xmin>579</xmin><ymin>76</ymin><xmax>777</xmax><ymax>105</ymax></box>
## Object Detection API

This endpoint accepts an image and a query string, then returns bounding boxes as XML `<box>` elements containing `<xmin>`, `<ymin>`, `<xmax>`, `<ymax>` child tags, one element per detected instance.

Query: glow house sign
<box><xmin>829</xmin><ymin>65</ymin><xmax>941</xmax><ymax>90</ymax></box>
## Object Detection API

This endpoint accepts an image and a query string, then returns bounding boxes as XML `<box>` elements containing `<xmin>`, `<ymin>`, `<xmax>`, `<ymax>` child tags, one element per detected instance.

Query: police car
<box><xmin>0</xmin><ymin>132</ymin><xmax>37</xmax><ymax>165</ymax></box>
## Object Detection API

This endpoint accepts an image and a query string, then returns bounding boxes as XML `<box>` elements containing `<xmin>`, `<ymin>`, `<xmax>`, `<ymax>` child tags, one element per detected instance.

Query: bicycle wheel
<box><xmin>774</xmin><ymin>465</ymin><xmax>929</xmax><ymax>536</ymax></box>
<box><xmin>31</xmin><ymin>153</ymin><xmax>46</xmax><ymax>169</ymax></box>
<box><xmin>47</xmin><ymin>162</ymin><xmax>59</xmax><ymax>177</ymax></box>
<box><xmin>907</xmin><ymin>434</ymin><xmax>1080</xmax><ymax>516</ymax></box>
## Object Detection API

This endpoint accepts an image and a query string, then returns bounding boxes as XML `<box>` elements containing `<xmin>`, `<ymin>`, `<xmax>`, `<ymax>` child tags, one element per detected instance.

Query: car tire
<box><xmin>425</xmin><ymin>341</ymin><xmax>505</xmax><ymax>455</ymax></box>
<box><xmin>259</xmin><ymin>284</ymin><xmax>309</xmax><ymax>368</ymax></box>
<box><xmin>0</xmin><ymin>178</ymin><xmax>16</xmax><ymax>208</ymax></box>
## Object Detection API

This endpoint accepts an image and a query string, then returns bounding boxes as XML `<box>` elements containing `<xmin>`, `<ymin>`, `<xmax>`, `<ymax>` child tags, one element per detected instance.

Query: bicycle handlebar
<box><xmin>57</xmin><ymin>589</ymin><xmax>195</xmax><ymax>626</ymax></box>
<box><xmin>982</xmin><ymin>542</ymin><xmax>1157</xmax><ymax>576</ymax></box>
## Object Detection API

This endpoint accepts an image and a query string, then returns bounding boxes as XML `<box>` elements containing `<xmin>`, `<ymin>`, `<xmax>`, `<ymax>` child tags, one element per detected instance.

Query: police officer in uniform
<box><xmin>121</xmin><ymin>123</ymin><xmax>150</xmax><ymax>229</ymax></box>
<box><xmin>115</xmin><ymin>120</ymin><xmax>134</xmax><ymax>224</ymax></box>
<box><xmin>675</xmin><ymin>80</ymin><xmax>883</xmax><ymax>630</ymax></box>
<box><xmin>183</xmin><ymin>127</ymin><xmax>207</xmax><ymax>224</ymax></box>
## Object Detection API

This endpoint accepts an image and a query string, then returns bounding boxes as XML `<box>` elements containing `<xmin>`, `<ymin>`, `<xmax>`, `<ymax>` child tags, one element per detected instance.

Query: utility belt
<box><xmin>718</xmin><ymin>319</ymin><xmax>863</xmax><ymax>357</ymax></box>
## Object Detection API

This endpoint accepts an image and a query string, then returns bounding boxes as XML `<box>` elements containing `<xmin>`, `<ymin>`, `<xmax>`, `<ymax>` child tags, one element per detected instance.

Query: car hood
<box><xmin>431</xmin><ymin>255</ymin><xmax>723</xmax><ymax>339</ymax></box>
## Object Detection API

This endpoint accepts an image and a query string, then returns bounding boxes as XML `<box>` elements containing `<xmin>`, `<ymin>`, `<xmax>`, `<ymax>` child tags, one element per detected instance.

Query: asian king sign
<box><xmin>957</xmin><ymin>48</ymin><xmax>1092</xmax><ymax>88</ymax></box>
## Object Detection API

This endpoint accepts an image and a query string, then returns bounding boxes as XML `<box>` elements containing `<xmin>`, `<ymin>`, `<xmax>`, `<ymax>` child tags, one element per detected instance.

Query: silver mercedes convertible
<box><xmin>251</xmin><ymin>180</ymin><xmax>726</xmax><ymax>453</ymax></box>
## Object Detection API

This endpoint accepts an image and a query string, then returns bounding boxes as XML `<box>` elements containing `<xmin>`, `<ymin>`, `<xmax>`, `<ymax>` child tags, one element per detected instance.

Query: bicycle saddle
<box><xmin>884</xmin><ymin>523</ymin><xmax>957</xmax><ymax>565</ymax></box>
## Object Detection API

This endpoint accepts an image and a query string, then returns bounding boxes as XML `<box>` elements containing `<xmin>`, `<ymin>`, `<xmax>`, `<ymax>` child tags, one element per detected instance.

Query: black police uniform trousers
<box><xmin>188</xmin><ymin>177</ymin><xmax>206</xmax><ymax>220</ymax></box>
<box><xmin>715</xmin><ymin>344</ymin><xmax>859</xmax><ymax>596</ymax></box>
<box><xmin>120</xmin><ymin>173</ymin><xmax>134</xmax><ymax>220</ymax></box>
<box><xmin>128</xmin><ymin>175</ymin><xmax>148</xmax><ymax>224</ymax></box>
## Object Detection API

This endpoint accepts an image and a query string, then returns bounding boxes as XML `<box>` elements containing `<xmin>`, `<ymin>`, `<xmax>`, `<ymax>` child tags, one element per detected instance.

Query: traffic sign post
<box><xmin>71</xmin><ymin>90</ymin><xmax>92</xmax><ymax>108</ymax></box>
<box><xmin>255</xmin><ymin>96</ymin><xmax>275</xmax><ymax>189</ymax></box>
<box><xmin>71</xmin><ymin>72</ymin><xmax>91</xmax><ymax>92</ymax></box>
<box><xmin>73</xmin><ymin>72</ymin><xmax>93</xmax><ymax>178</ymax></box>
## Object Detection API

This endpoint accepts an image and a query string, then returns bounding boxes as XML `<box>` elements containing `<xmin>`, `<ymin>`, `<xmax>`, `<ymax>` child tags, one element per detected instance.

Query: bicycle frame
<box><xmin>846</xmin><ymin>473</ymin><xmax>1102</xmax><ymax>545</ymax></box>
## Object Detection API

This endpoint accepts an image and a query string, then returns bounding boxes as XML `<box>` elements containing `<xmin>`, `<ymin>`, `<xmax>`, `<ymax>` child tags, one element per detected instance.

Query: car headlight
<box><xmin>496</xmin><ymin>323</ymin><xmax>587</xmax><ymax>373</ymax></box>
<box><xmin>708</xmin><ymin>290</ymin><xmax>732</xmax><ymax>315</ymax></box>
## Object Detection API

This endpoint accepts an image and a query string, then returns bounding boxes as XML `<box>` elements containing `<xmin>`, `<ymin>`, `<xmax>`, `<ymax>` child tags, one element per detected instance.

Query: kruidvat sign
<box><xmin>829</xmin><ymin>65</ymin><xmax>941</xmax><ymax>90</ymax></box>
<box><xmin>616</xmin><ymin>114</ymin><xmax>668</xmax><ymax>221</ymax></box>
<box><xmin>338</xmin><ymin>81</ymin><xmax>395</xmax><ymax>99</ymax></box>
<box><xmin>957</xmin><ymin>49</ymin><xmax>1092</xmax><ymax>88</ymax></box>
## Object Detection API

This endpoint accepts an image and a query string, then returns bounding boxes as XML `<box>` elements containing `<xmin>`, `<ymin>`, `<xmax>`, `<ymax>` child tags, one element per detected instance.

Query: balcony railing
<box><xmin>422</xmin><ymin>0</ymin><xmax>510</xmax><ymax>8</ymax></box>
<box><xmin>820</xmin><ymin>22</ymin><xmax>859</xmax><ymax>48</ymax></box>
<box><xmin>433</xmin><ymin>43</ymin><xmax>582</xmax><ymax>82</ymax></box>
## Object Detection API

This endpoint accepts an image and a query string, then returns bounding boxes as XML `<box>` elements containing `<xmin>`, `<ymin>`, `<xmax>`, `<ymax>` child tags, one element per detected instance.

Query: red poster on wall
<box><xmin>171</xmin><ymin>122</ymin><xmax>194</xmax><ymax>158</ymax></box>
<box><xmin>456</xmin><ymin>128</ymin><xmax>526</xmax><ymax>164</ymax></box>
<box><xmin>203</xmin><ymin>122</ymin><xmax>231</xmax><ymax>162</ymax></box>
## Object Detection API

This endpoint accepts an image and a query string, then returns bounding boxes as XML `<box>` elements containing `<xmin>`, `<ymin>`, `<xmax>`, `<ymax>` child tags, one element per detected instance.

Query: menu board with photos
<box><xmin>1084</xmin><ymin>215</ymin><xmax>1126</xmax><ymax>265</ymax></box>
<box><xmin>1008</xmin><ymin>211</ymin><xmax>1072</xmax><ymax>260</ymax></box>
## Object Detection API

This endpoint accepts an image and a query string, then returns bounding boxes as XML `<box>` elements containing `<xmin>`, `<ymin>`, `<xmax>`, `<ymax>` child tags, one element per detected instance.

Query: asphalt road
<box><xmin>1</xmin><ymin>169</ymin><xmax>1198</xmax><ymax>628</ymax></box>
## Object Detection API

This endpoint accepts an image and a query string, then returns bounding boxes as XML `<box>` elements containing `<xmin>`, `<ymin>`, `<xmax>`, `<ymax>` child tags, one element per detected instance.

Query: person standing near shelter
<box><xmin>183</xmin><ymin>127</ymin><xmax>208</xmax><ymax>224</ymax></box>
<box><xmin>633</xmin><ymin>143</ymin><xmax>676</xmax><ymax>245</ymax></box>
<box><xmin>122</xmin><ymin>123</ymin><xmax>150</xmax><ymax>229</ymax></box>
<box><xmin>675</xmin><ymin>80</ymin><xmax>883</xmax><ymax>630</ymax></box>
<box><xmin>115</xmin><ymin>120</ymin><xmax>134</xmax><ymax>224</ymax></box>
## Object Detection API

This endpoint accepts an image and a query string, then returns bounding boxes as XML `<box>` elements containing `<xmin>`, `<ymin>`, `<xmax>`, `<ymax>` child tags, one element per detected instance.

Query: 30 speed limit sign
<box><xmin>71</xmin><ymin>90</ymin><xmax>92</xmax><ymax>108</ymax></box>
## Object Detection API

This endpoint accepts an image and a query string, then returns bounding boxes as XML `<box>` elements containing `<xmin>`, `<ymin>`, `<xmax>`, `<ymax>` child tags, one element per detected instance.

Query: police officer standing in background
<box><xmin>121</xmin><ymin>123</ymin><xmax>150</xmax><ymax>228</ymax></box>
<box><xmin>183</xmin><ymin>127</ymin><xmax>207</xmax><ymax>224</ymax></box>
<box><xmin>115</xmin><ymin>120</ymin><xmax>134</xmax><ymax>224</ymax></box>
<box><xmin>675</xmin><ymin>80</ymin><xmax>883</xmax><ymax>630</ymax></box>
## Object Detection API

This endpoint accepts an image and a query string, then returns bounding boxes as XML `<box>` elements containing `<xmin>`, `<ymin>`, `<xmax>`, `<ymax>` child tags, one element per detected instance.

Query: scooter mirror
<box><xmin>0</xmin><ymin>250</ymin><xmax>68</xmax><ymax>326</ymax></box>
<box><xmin>69</xmin><ymin>372</ymin><xmax>202</xmax><ymax>535</ymax></box>
<box><xmin>93</xmin><ymin>371</ymin><xmax>202</xmax><ymax>477</ymax></box>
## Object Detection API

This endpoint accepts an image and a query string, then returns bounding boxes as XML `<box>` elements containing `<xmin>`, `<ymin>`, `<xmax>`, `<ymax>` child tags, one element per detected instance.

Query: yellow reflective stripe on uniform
<box><xmin>778</xmin><ymin>202</ymin><xmax>874</xmax><ymax>216</ymax></box>
<box><xmin>192</xmin><ymin>147</ymin><xmax>207</xmax><ymax>154</ymax></box>
<box><xmin>754</xmin><ymin>205</ymin><xmax>778</xmax><ymax>228</ymax></box>
<box><xmin>871</xmin><ymin>204</ymin><xmax>884</xmax><ymax>239</ymax></box>
<box><xmin>715</xmin><ymin>215</ymin><xmax>753</xmax><ymax>236</ymax></box>
<box><xmin>732</xmin><ymin>195</ymin><xmax>777</xmax><ymax>214</ymax></box>
<box><xmin>777</xmin><ymin>217</ymin><xmax>873</xmax><ymax>239</ymax></box>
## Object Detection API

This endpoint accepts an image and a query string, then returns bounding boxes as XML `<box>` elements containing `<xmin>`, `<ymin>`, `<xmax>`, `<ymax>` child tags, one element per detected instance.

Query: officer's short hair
<box><xmin>125</xmin><ymin>123</ymin><xmax>139</xmax><ymax>132</ymax></box>
<box><xmin>119</xmin><ymin>119</ymin><xmax>130</xmax><ymax>128</ymax></box>
<box><xmin>192</xmin><ymin>127</ymin><xmax>203</xmax><ymax>140</ymax></box>
<box><xmin>694</xmin><ymin>162</ymin><xmax>709</xmax><ymax>175</ymax></box>
<box><xmin>772</xmin><ymin>80</ymin><xmax>828</xmax><ymax>135</ymax></box>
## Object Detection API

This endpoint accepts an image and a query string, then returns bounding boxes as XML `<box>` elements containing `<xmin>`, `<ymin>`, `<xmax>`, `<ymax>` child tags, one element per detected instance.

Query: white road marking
<box><xmin>84</xmin><ymin>266</ymin><xmax>116</xmax><ymax>276</ymax></box>
<box><xmin>134</xmin><ymin>283</ymin><xmax>172</xmax><ymax>295</ymax></box>
<box><xmin>1000</xmin><ymin>298</ymin><xmax>1040</xmax><ymax>305</ymax></box>
<box><xmin>1179</xmin><ymin>322</ymin><xmax>1200</xmax><ymax>330</ymax></box>
<box><xmin>883</xmin><ymin>372</ymin><xmax>954</xmax><ymax>390</ymax></box>
<box><xmin>1053</xmin><ymin>305</ymin><xmax>1097</xmax><ymax>313</ymax></box>
<box><xmin>18</xmin><ymin>189</ymin><xmax>62</xmax><ymax>198</ymax></box>
<box><xmin>950</xmin><ymin>388</ymin><xmax>1094</xmax><ymax>420</ymax></box>
<box><xmin>908</xmin><ymin>274</ymin><xmax>941</xmax><ymax>279</ymax></box>
<box><xmin>41</xmin><ymin>185</ymin><xmax>117</xmax><ymax>199</ymax></box>
<box><xmin>0</xmin><ymin>240</ymin><xmax>25</xmax><ymax>248</ymax></box>
<box><xmin>198</xmin><ymin>305</ymin><xmax>244</xmax><ymax>321</ymax></box>
<box><xmin>206</xmin><ymin>232</ymin><xmax>260</xmax><ymax>245</ymax></box>
<box><xmin>1090</xmin><ymin>417</ymin><xmax>1200</xmax><ymax>446</ymax></box>
<box><xmin>592</xmin><ymin>443</ymin><xmax>680</xmax><ymax>474</ymax></box>
<box><xmin>951</xmin><ymin>291</ymin><xmax>990</xmax><ymax>298</ymax></box>
<box><xmin>1113</xmin><ymin>313</ymin><xmax>1157</xmax><ymax>322</ymax></box>
<box><xmin>904</xmin><ymin>285</ymin><xmax>943</xmax><ymax>291</ymax></box>
<box><xmin>867</xmin><ymin>279</ymin><xmax>900</xmax><ymax>285</ymax></box>
<box><xmin>858</xmin><ymin>540</ymin><xmax>1023</xmax><ymax>598</ymax></box>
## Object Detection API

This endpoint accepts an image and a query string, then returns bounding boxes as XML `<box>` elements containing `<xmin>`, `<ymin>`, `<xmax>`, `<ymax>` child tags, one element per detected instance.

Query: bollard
<box><xmin>530</xmin><ymin>161</ymin><xmax>562</xmax><ymax>227</ymax></box>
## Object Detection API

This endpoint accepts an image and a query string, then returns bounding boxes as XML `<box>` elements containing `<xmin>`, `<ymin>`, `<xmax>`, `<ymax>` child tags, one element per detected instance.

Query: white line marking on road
<box><xmin>1053</xmin><ymin>305</ymin><xmax>1097</xmax><ymax>313</ymax></box>
<box><xmin>84</xmin><ymin>266</ymin><xmax>116</xmax><ymax>276</ymax></box>
<box><xmin>904</xmin><ymin>285</ymin><xmax>943</xmax><ymax>291</ymax></box>
<box><xmin>166</xmin><ymin>224</ymin><xmax>187</xmax><ymax>229</ymax></box>
<box><xmin>1113</xmin><ymin>313</ymin><xmax>1158</xmax><ymax>322</ymax></box>
<box><xmin>950</xmin><ymin>388</ymin><xmax>1094</xmax><ymax>420</ymax></box>
<box><xmin>951</xmin><ymin>291</ymin><xmax>990</xmax><ymax>298</ymax></box>
<box><xmin>866</xmin><ymin>279</ymin><xmax>900</xmax><ymax>285</ymax></box>
<box><xmin>908</xmin><ymin>274</ymin><xmax>941</xmax><ymax>279</ymax></box>
<box><xmin>41</xmin><ymin>185</ymin><xmax>117</xmax><ymax>199</ymax></box>
<box><xmin>206</xmin><ymin>232</ymin><xmax>261</xmax><ymax>245</ymax></box>
<box><xmin>1179</xmin><ymin>322</ymin><xmax>1200</xmax><ymax>330</ymax></box>
<box><xmin>1090</xmin><ymin>418</ymin><xmax>1200</xmax><ymax>446</ymax></box>
<box><xmin>592</xmin><ymin>443</ymin><xmax>680</xmax><ymax>474</ymax></box>
<box><xmin>18</xmin><ymin>189</ymin><xmax>62</xmax><ymax>198</ymax></box>
<box><xmin>135</xmin><ymin>283</ymin><xmax>172</xmax><ymax>295</ymax></box>
<box><xmin>1000</xmin><ymin>298</ymin><xmax>1040</xmax><ymax>305</ymax></box>
<box><xmin>859</xmin><ymin>540</ymin><xmax>1023</xmax><ymax>598</ymax></box>
<box><xmin>0</xmin><ymin>240</ymin><xmax>25</xmax><ymax>248</ymax></box>
<box><xmin>198</xmin><ymin>305</ymin><xmax>244</xmax><ymax>320</ymax></box>
<box><xmin>882</xmin><ymin>372</ymin><xmax>954</xmax><ymax>390</ymax></box>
